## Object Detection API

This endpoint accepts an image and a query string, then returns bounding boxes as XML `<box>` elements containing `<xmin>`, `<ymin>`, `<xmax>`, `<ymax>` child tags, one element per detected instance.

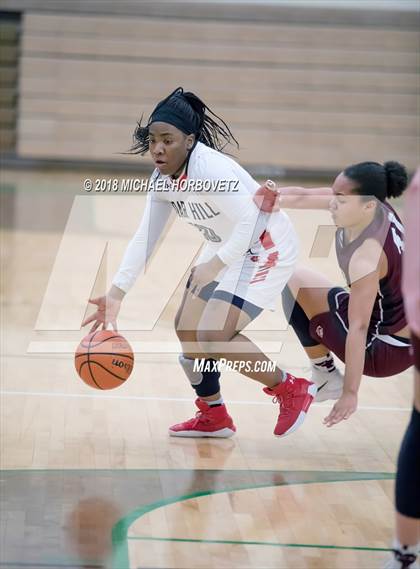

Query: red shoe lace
<box><xmin>191</xmin><ymin>410</ymin><xmax>212</xmax><ymax>428</ymax></box>
<box><xmin>272</xmin><ymin>391</ymin><xmax>297</xmax><ymax>415</ymax></box>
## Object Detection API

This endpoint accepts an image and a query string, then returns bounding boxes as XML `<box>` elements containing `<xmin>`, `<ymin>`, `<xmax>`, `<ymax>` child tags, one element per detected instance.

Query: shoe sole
<box><xmin>275</xmin><ymin>383</ymin><xmax>318</xmax><ymax>438</ymax></box>
<box><xmin>168</xmin><ymin>427</ymin><xmax>236</xmax><ymax>438</ymax></box>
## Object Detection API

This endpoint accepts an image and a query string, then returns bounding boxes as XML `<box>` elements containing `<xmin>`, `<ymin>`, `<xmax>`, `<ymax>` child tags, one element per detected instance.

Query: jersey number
<box><xmin>190</xmin><ymin>223</ymin><xmax>222</xmax><ymax>243</ymax></box>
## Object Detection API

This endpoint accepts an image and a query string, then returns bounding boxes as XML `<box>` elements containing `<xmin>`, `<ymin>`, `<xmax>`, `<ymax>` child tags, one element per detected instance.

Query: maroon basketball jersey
<box><xmin>335</xmin><ymin>201</ymin><xmax>407</xmax><ymax>336</ymax></box>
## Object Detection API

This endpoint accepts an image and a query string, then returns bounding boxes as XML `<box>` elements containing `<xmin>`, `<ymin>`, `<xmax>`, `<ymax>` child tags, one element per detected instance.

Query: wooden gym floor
<box><xmin>0</xmin><ymin>169</ymin><xmax>414</xmax><ymax>568</ymax></box>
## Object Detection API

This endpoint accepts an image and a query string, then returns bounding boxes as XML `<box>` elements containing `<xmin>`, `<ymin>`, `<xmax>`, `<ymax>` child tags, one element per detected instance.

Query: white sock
<box><xmin>385</xmin><ymin>543</ymin><xmax>419</xmax><ymax>569</ymax></box>
<box><xmin>310</xmin><ymin>353</ymin><xmax>336</xmax><ymax>374</ymax></box>
<box><xmin>393</xmin><ymin>539</ymin><xmax>420</xmax><ymax>554</ymax></box>
<box><xmin>206</xmin><ymin>396</ymin><xmax>224</xmax><ymax>406</ymax></box>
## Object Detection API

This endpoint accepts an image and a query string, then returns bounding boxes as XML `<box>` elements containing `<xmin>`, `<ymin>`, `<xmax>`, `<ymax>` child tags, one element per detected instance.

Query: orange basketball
<box><xmin>75</xmin><ymin>330</ymin><xmax>134</xmax><ymax>390</ymax></box>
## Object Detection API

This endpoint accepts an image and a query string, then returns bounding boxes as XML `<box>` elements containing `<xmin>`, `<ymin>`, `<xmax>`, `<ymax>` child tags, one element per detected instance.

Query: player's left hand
<box><xmin>323</xmin><ymin>392</ymin><xmax>358</xmax><ymax>427</ymax></box>
<box><xmin>189</xmin><ymin>256</ymin><xmax>225</xmax><ymax>298</ymax></box>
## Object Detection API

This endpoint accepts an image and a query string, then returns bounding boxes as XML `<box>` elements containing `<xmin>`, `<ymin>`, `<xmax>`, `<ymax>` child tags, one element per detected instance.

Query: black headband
<box><xmin>149</xmin><ymin>97</ymin><xmax>198</xmax><ymax>135</ymax></box>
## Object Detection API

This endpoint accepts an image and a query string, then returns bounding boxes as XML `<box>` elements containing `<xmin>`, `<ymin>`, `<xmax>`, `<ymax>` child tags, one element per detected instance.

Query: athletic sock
<box><xmin>391</xmin><ymin>540</ymin><xmax>419</xmax><ymax>568</ymax></box>
<box><xmin>206</xmin><ymin>396</ymin><xmax>224</xmax><ymax>407</ymax></box>
<box><xmin>310</xmin><ymin>353</ymin><xmax>336</xmax><ymax>374</ymax></box>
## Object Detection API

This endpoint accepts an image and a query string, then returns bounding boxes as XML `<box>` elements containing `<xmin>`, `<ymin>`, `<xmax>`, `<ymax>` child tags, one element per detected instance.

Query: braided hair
<box><xmin>129</xmin><ymin>87</ymin><xmax>239</xmax><ymax>155</ymax></box>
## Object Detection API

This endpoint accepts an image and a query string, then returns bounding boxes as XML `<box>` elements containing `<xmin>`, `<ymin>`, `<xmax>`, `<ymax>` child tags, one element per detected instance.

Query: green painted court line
<box><xmin>126</xmin><ymin>535</ymin><xmax>391</xmax><ymax>553</ymax></box>
<box><xmin>111</xmin><ymin>472</ymin><xmax>394</xmax><ymax>569</ymax></box>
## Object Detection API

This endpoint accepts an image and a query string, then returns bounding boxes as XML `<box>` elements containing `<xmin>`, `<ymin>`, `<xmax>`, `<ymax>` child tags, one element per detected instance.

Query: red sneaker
<box><xmin>263</xmin><ymin>373</ymin><xmax>317</xmax><ymax>437</ymax></box>
<box><xmin>169</xmin><ymin>399</ymin><xmax>236</xmax><ymax>438</ymax></box>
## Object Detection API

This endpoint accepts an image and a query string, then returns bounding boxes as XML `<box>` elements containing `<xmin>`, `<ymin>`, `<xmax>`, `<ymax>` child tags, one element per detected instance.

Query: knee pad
<box><xmin>178</xmin><ymin>355</ymin><xmax>221</xmax><ymax>397</ymax></box>
<box><xmin>282</xmin><ymin>286</ymin><xmax>319</xmax><ymax>348</ymax></box>
<box><xmin>396</xmin><ymin>407</ymin><xmax>420</xmax><ymax>518</ymax></box>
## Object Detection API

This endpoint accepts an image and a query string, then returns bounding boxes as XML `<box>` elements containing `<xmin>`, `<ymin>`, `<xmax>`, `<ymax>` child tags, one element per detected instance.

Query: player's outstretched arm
<box><xmin>82</xmin><ymin>191</ymin><xmax>173</xmax><ymax>332</ymax></box>
<box><xmin>253</xmin><ymin>181</ymin><xmax>333</xmax><ymax>211</ymax></box>
<box><xmin>277</xmin><ymin>184</ymin><xmax>333</xmax><ymax>210</ymax></box>
<box><xmin>324</xmin><ymin>240</ymin><xmax>381</xmax><ymax>427</ymax></box>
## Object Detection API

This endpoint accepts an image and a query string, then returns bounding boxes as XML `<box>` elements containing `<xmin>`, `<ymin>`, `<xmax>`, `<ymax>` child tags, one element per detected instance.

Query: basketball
<box><xmin>75</xmin><ymin>330</ymin><xmax>134</xmax><ymax>390</ymax></box>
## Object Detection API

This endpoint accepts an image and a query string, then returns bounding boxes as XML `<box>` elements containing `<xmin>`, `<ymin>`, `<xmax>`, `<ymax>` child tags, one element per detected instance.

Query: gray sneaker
<box><xmin>312</xmin><ymin>366</ymin><xmax>344</xmax><ymax>402</ymax></box>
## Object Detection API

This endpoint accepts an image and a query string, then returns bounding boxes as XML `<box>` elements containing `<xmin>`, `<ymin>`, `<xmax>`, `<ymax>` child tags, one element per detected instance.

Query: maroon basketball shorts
<box><xmin>308</xmin><ymin>287</ymin><xmax>413</xmax><ymax>377</ymax></box>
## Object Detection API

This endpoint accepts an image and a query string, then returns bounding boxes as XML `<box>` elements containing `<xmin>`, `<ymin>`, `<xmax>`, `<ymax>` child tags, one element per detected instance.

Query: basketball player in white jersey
<box><xmin>83</xmin><ymin>88</ymin><xmax>316</xmax><ymax>438</ymax></box>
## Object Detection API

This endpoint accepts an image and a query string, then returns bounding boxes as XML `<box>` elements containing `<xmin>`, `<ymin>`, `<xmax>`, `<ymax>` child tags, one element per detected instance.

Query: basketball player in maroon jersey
<box><xmin>263</xmin><ymin>161</ymin><xmax>413</xmax><ymax>426</ymax></box>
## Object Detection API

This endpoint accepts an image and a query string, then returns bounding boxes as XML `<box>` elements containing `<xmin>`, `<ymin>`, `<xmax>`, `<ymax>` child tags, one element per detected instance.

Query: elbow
<box><xmin>349</xmin><ymin>321</ymin><xmax>369</xmax><ymax>335</ymax></box>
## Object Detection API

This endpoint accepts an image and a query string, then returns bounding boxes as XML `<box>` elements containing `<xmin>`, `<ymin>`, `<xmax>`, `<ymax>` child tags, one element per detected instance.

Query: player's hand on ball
<box><xmin>323</xmin><ymin>392</ymin><xmax>358</xmax><ymax>427</ymax></box>
<box><xmin>82</xmin><ymin>293</ymin><xmax>122</xmax><ymax>333</ymax></box>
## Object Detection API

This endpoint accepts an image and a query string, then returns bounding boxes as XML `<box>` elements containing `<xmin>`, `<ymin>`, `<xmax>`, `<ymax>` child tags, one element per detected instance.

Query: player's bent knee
<box><xmin>196</xmin><ymin>334</ymin><xmax>218</xmax><ymax>358</ymax></box>
<box><xmin>196</xmin><ymin>330</ymin><xmax>233</xmax><ymax>357</ymax></box>
<box><xmin>175</xmin><ymin>327</ymin><xmax>195</xmax><ymax>342</ymax></box>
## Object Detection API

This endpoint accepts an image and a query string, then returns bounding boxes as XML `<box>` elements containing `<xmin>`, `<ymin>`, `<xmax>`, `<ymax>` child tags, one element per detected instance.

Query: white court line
<box><xmin>0</xmin><ymin>390</ymin><xmax>411</xmax><ymax>412</ymax></box>
<box><xmin>26</xmin><ymin>341</ymin><xmax>284</xmax><ymax>354</ymax></box>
